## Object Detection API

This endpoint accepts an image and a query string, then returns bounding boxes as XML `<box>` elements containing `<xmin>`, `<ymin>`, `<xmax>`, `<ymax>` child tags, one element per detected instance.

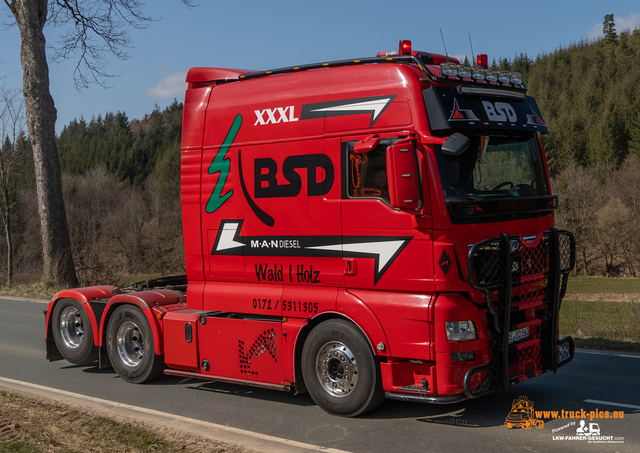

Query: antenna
<box><xmin>468</xmin><ymin>33</ymin><xmax>475</xmax><ymax>64</ymax></box>
<box><xmin>440</xmin><ymin>29</ymin><xmax>450</xmax><ymax>62</ymax></box>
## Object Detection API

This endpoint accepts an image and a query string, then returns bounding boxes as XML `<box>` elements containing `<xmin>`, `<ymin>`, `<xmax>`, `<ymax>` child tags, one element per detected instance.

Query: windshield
<box><xmin>436</xmin><ymin>134</ymin><xmax>547</xmax><ymax>200</ymax></box>
<box><xmin>435</xmin><ymin>134</ymin><xmax>554</xmax><ymax>222</ymax></box>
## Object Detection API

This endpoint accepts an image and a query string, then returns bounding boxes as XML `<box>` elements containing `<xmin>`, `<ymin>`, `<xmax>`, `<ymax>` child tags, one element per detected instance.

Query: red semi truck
<box><xmin>45</xmin><ymin>40</ymin><xmax>575</xmax><ymax>417</ymax></box>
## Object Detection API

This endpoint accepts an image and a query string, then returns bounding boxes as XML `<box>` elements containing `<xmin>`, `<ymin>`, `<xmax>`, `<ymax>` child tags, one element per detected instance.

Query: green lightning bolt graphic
<box><xmin>206</xmin><ymin>114</ymin><xmax>242</xmax><ymax>213</ymax></box>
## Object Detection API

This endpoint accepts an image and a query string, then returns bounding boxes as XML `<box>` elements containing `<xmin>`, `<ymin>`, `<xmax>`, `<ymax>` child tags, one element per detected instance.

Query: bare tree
<box><xmin>553</xmin><ymin>162</ymin><xmax>606</xmax><ymax>275</ymax></box>
<box><xmin>0</xmin><ymin>85</ymin><xmax>26</xmax><ymax>284</ymax></box>
<box><xmin>2</xmin><ymin>0</ymin><xmax>193</xmax><ymax>286</ymax></box>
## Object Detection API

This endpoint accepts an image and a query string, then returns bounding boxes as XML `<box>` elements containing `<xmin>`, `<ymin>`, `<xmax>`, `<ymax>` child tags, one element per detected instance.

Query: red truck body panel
<box><xmin>46</xmin><ymin>45</ymin><xmax>574</xmax><ymax>411</ymax></box>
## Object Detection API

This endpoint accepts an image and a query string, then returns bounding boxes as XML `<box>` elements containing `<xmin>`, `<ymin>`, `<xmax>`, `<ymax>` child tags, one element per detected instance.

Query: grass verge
<box><xmin>560</xmin><ymin>299</ymin><xmax>640</xmax><ymax>352</ymax></box>
<box><xmin>566</xmin><ymin>276</ymin><xmax>640</xmax><ymax>295</ymax></box>
<box><xmin>0</xmin><ymin>282</ymin><xmax>64</xmax><ymax>302</ymax></box>
<box><xmin>0</xmin><ymin>276</ymin><xmax>163</xmax><ymax>302</ymax></box>
<box><xmin>0</xmin><ymin>390</ymin><xmax>250</xmax><ymax>453</ymax></box>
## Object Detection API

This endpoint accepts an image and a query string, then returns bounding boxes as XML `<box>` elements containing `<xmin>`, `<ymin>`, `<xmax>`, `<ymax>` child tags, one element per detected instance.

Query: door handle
<box><xmin>344</xmin><ymin>258</ymin><xmax>357</xmax><ymax>276</ymax></box>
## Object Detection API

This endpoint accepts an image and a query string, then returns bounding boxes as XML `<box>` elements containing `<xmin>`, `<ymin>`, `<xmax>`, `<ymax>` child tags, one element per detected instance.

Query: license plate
<box><xmin>509</xmin><ymin>326</ymin><xmax>530</xmax><ymax>344</ymax></box>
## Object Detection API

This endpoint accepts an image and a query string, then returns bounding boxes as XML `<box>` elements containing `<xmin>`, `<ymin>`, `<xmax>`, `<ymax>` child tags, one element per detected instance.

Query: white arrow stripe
<box><xmin>307</xmin><ymin>240</ymin><xmax>405</xmax><ymax>273</ymax></box>
<box><xmin>310</xmin><ymin>98</ymin><xmax>392</xmax><ymax>122</ymax></box>
<box><xmin>216</xmin><ymin>222</ymin><xmax>245</xmax><ymax>251</ymax></box>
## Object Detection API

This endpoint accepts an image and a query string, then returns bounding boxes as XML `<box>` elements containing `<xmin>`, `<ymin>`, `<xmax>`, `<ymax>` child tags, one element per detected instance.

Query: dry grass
<box><xmin>563</xmin><ymin>292</ymin><xmax>640</xmax><ymax>302</ymax></box>
<box><xmin>0</xmin><ymin>282</ymin><xmax>64</xmax><ymax>302</ymax></box>
<box><xmin>0</xmin><ymin>276</ymin><xmax>162</xmax><ymax>302</ymax></box>
<box><xmin>0</xmin><ymin>390</ymin><xmax>252</xmax><ymax>453</ymax></box>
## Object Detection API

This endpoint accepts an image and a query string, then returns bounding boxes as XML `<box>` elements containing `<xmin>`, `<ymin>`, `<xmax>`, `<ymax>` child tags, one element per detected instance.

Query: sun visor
<box><xmin>423</xmin><ymin>86</ymin><xmax>548</xmax><ymax>135</ymax></box>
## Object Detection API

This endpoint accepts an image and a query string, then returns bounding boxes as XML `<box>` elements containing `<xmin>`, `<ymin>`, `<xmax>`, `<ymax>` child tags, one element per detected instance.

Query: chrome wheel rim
<box><xmin>59</xmin><ymin>306</ymin><xmax>84</xmax><ymax>349</ymax></box>
<box><xmin>116</xmin><ymin>321</ymin><xmax>144</xmax><ymax>367</ymax></box>
<box><xmin>315</xmin><ymin>341</ymin><xmax>358</xmax><ymax>397</ymax></box>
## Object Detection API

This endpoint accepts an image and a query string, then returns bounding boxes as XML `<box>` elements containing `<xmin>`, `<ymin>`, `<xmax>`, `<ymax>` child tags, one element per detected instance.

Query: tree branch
<box><xmin>47</xmin><ymin>0</ymin><xmax>194</xmax><ymax>90</ymax></box>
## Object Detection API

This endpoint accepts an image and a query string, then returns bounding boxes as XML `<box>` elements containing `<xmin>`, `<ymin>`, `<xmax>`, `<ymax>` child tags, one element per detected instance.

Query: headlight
<box><xmin>440</xmin><ymin>62</ymin><xmax>458</xmax><ymax>77</ymax></box>
<box><xmin>458</xmin><ymin>64</ymin><xmax>472</xmax><ymax>78</ymax></box>
<box><xmin>498</xmin><ymin>70</ymin><xmax>511</xmax><ymax>83</ymax></box>
<box><xmin>445</xmin><ymin>320</ymin><xmax>478</xmax><ymax>341</ymax></box>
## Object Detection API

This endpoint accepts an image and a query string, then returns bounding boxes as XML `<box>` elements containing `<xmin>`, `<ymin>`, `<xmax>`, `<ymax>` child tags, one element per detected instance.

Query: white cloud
<box><xmin>145</xmin><ymin>71</ymin><xmax>187</xmax><ymax>98</ymax></box>
<box><xmin>586</xmin><ymin>12</ymin><xmax>640</xmax><ymax>39</ymax></box>
<box><xmin>617</xmin><ymin>12</ymin><xmax>640</xmax><ymax>32</ymax></box>
<box><xmin>586</xmin><ymin>22</ymin><xmax>602</xmax><ymax>40</ymax></box>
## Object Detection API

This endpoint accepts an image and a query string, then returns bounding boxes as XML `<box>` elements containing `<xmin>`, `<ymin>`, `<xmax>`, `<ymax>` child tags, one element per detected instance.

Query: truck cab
<box><xmin>45</xmin><ymin>40</ymin><xmax>575</xmax><ymax>417</ymax></box>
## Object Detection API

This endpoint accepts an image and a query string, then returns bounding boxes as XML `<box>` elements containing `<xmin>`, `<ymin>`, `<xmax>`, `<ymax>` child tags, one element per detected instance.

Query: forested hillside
<box><xmin>1</xmin><ymin>17</ymin><xmax>639</xmax><ymax>286</ymax></box>
<box><xmin>516</xmin><ymin>24</ymin><xmax>640</xmax><ymax>277</ymax></box>
<box><xmin>57</xmin><ymin>100</ymin><xmax>183</xmax><ymax>186</ymax></box>
<box><xmin>512</xmin><ymin>26</ymin><xmax>640</xmax><ymax>174</ymax></box>
<box><xmin>0</xmin><ymin>100</ymin><xmax>185</xmax><ymax>287</ymax></box>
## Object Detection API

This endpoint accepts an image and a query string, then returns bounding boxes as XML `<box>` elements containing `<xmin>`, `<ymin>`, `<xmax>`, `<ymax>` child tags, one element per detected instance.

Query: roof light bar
<box><xmin>458</xmin><ymin>86</ymin><xmax>526</xmax><ymax>99</ymax></box>
<box><xmin>440</xmin><ymin>62</ymin><xmax>524</xmax><ymax>86</ymax></box>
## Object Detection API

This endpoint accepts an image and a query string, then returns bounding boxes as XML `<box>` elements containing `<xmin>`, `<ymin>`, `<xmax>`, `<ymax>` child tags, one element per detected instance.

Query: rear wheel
<box><xmin>51</xmin><ymin>298</ymin><xmax>99</xmax><ymax>364</ymax></box>
<box><xmin>106</xmin><ymin>305</ymin><xmax>164</xmax><ymax>383</ymax></box>
<box><xmin>301</xmin><ymin>319</ymin><xmax>384</xmax><ymax>417</ymax></box>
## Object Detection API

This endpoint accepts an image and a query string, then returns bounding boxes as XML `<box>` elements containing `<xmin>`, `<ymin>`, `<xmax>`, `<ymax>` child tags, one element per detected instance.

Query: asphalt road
<box><xmin>1</xmin><ymin>297</ymin><xmax>638</xmax><ymax>453</ymax></box>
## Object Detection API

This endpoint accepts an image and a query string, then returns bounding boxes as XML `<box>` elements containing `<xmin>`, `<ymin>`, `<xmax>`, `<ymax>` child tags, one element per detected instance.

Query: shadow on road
<box><xmin>70</xmin><ymin>354</ymin><xmax>639</xmax><ymax>432</ymax></box>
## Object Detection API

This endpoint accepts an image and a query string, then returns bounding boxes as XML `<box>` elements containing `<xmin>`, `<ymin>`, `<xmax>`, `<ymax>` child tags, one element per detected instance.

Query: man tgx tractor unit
<box><xmin>45</xmin><ymin>40</ymin><xmax>575</xmax><ymax>417</ymax></box>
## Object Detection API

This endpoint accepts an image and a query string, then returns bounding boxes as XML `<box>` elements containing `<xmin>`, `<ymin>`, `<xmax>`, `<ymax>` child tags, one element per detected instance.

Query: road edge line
<box><xmin>0</xmin><ymin>296</ymin><xmax>49</xmax><ymax>304</ymax></box>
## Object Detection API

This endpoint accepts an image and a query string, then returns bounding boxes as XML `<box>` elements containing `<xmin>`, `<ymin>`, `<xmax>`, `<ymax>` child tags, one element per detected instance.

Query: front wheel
<box><xmin>301</xmin><ymin>319</ymin><xmax>384</xmax><ymax>417</ymax></box>
<box><xmin>106</xmin><ymin>305</ymin><xmax>164</xmax><ymax>384</ymax></box>
<box><xmin>51</xmin><ymin>298</ymin><xmax>99</xmax><ymax>365</ymax></box>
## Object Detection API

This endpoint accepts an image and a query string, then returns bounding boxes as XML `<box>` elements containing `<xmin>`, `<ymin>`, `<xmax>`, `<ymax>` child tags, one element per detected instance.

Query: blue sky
<box><xmin>1</xmin><ymin>0</ymin><xmax>639</xmax><ymax>134</ymax></box>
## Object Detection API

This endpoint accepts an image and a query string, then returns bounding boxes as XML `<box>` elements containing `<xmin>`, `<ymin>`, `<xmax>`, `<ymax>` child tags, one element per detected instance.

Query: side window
<box><xmin>347</xmin><ymin>143</ymin><xmax>390</xmax><ymax>202</ymax></box>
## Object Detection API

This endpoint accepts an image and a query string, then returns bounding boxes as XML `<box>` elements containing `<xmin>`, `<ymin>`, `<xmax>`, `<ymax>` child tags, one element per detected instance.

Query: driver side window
<box><xmin>347</xmin><ymin>144</ymin><xmax>389</xmax><ymax>202</ymax></box>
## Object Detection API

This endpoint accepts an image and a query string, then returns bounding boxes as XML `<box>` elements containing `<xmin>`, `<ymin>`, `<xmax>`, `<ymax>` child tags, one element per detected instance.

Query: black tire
<box><xmin>301</xmin><ymin>319</ymin><xmax>385</xmax><ymax>417</ymax></box>
<box><xmin>106</xmin><ymin>305</ymin><xmax>164</xmax><ymax>384</ymax></box>
<box><xmin>51</xmin><ymin>298</ymin><xmax>99</xmax><ymax>365</ymax></box>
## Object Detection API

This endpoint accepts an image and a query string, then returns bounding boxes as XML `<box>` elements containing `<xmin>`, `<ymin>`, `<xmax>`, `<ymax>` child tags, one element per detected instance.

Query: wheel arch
<box><xmin>99</xmin><ymin>290</ymin><xmax>184</xmax><ymax>356</ymax></box>
<box><xmin>46</xmin><ymin>286</ymin><xmax>118</xmax><ymax>346</ymax></box>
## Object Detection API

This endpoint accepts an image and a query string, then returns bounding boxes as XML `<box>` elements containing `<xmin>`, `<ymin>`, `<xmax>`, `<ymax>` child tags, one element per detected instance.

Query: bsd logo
<box><xmin>482</xmin><ymin>101</ymin><xmax>518</xmax><ymax>123</ymax></box>
<box><xmin>254</xmin><ymin>106</ymin><xmax>299</xmax><ymax>126</ymax></box>
<box><xmin>254</xmin><ymin>154</ymin><xmax>334</xmax><ymax>198</ymax></box>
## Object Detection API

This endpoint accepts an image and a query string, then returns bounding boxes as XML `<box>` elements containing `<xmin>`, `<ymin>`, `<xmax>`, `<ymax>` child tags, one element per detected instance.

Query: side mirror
<box><xmin>353</xmin><ymin>134</ymin><xmax>380</xmax><ymax>153</ymax></box>
<box><xmin>442</xmin><ymin>133</ymin><xmax>470</xmax><ymax>156</ymax></box>
<box><xmin>387</xmin><ymin>142</ymin><xmax>420</xmax><ymax>211</ymax></box>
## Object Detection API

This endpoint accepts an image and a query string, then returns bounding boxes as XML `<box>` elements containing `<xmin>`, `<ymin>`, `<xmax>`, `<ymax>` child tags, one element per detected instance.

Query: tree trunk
<box><xmin>0</xmin><ymin>147</ymin><xmax>11</xmax><ymax>285</ymax></box>
<box><xmin>3</xmin><ymin>207</ymin><xmax>11</xmax><ymax>286</ymax></box>
<box><xmin>10</xmin><ymin>0</ymin><xmax>78</xmax><ymax>286</ymax></box>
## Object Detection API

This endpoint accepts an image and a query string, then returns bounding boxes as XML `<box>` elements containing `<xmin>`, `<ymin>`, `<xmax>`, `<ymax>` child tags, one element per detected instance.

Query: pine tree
<box><xmin>603</xmin><ymin>14</ymin><xmax>618</xmax><ymax>45</ymax></box>
<box><xmin>629</xmin><ymin>110</ymin><xmax>640</xmax><ymax>157</ymax></box>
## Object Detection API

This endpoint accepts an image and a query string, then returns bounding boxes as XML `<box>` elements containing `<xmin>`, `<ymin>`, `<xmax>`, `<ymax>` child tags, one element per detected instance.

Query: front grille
<box><xmin>462</xmin><ymin>229</ymin><xmax>575</xmax><ymax>398</ymax></box>
<box><xmin>508</xmin><ymin>341</ymin><xmax>541</xmax><ymax>381</ymax></box>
